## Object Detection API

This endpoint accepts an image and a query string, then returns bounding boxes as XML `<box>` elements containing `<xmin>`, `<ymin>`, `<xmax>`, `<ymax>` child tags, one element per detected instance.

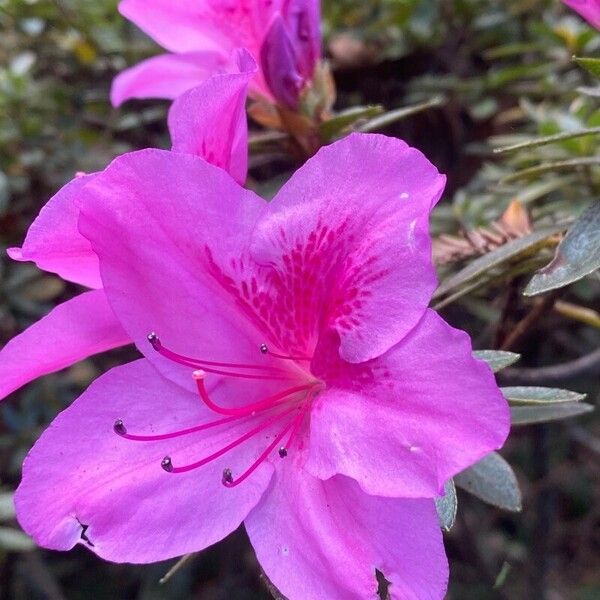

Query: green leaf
<box><xmin>474</xmin><ymin>350</ymin><xmax>520</xmax><ymax>372</ymax></box>
<box><xmin>0</xmin><ymin>527</ymin><xmax>35</xmax><ymax>552</ymax></box>
<box><xmin>493</xmin><ymin>127</ymin><xmax>600</xmax><ymax>154</ymax></box>
<box><xmin>433</xmin><ymin>224</ymin><xmax>566</xmax><ymax>300</ymax></box>
<box><xmin>502</xmin><ymin>386</ymin><xmax>586</xmax><ymax>405</ymax></box>
<box><xmin>525</xmin><ymin>201</ymin><xmax>600</xmax><ymax>296</ymax></box>
<box><xmin>511</xmin><ymin>402</ymin><xmax>594</xmax><ymax>425</ymax></box>
<box><xmin>357</xmin><ymin>96</ymin><xmax>445</xmax><ymax>133</ymax></box>
<box><xmin>319</xmin><ymin>105</ymin><xmax>383</xmax><ymax>141</ymax></box>
<box><xmin>434</xmin><ymin>480</ymin><xmax>457</xmax><ymax>532</ymax></box>
<box><xmin>500</xmin><ymin>157</ymin><xmax>600</xmax><ymax>184</ymax></box>
<box><xmin>0</xmin><ymin>492</ymin><xmax>15</xmax><ymax>522</ymax></box>
<box><xmin>455</xmin><ymin>452</ymin><xmax>522</xmax><ymax>512</ymax></box>
<box><xmin>574</xmin><ymin>56</ymin><xmax>600</xmax><ymax>79</ymax></box>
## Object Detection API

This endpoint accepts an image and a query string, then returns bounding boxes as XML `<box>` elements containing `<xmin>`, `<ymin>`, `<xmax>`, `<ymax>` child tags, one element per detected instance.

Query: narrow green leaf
<box><xmin>574</xmin><ymin>56</ymin><xmax>600</xmax><ymax>79</ymax></box>
<box><xmin>455</xmin><ymin>452</ymin><xmax>522</xmax><ymax>512</ymax></box>
<box><xmin>511</xmin><ymin>402</ymin><xmax>594</xmax><ymax>425</ymax></box>
<box><xmin>494</xmin><ymin>127</ymin><xmax>600</xmax><ymax>154</ymax></box>
<box><xmin>0</xmin><ymin>527</ymin><xmax>35</xmax><ymax>552</ymax></box>
<box><xmin>435</xmin><ymin>480</ymin><xmax>457</xmax><ymax>532</ymax></box>
<box><xmin>0</xmin><ymin>492</ymin><xmax>15</xmax><ymax>522</ymax></box>
<box><xmin>502</xmin><ymin>386</ymin><xmax>586</xmax><ymax>405</ymax></box>
<box><xmin>501</xmin><ymin>157</ymin><xmax>600</xmax><ymax>184</ymax></box>
<box><xmin>474</xmin><ymin>350</ymin><xmax>520</xmax><ymax>372</ymax></box>
<box><xmin>319</xmin><ymin>105</ymin><xmax>383</xmax><ymax>140</ymax></box>
<box><xmin>494</xmin><ymin>562</ymin><xmax>512</xmax><ymax>589</ymax></box>
<box><xmin>525</xmin><ymin>201</ymin><xmax>600</xmax><ymax>295</ymax></box>
<box><xmin>433</xmin><ymin>224</ymin><xmax>566</xmax><ymax>300</ymax></box>
<box><xmin>357</xmin><ymin>96</ymin><xmax>445</xmax><ymax>133</ymax></box>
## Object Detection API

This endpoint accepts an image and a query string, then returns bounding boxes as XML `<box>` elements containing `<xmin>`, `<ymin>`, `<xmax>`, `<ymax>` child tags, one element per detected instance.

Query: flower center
<box><xmin>113</xmin><ymin>333</ymin><xmax>321</xmax><ymax>487</ymax></box>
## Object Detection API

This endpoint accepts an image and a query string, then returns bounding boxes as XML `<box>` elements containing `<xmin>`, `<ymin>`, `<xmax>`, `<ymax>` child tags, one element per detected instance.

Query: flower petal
<box><xmin>281</xmin><ymin>0</ymin><xmax>321</xmax><ymax>78</ymax></box>
<box><xmin>563</xmin><ymin>1</ymin><xmax>600</xmax><ymax>29</ymax></box>
<box><xmin>260</xmin><ymin>14</ymin><xmax>304</xmax><ymax>108</ymax></box>
<box><xmin>110</xmin><ymin>52</ymin><xmax>229</xmax><ymax>106</ymax></box>
<box><xmin>251</xmin><ymin>133</ymin><xmax>446</xmax><ymax>363</ymax></box>
<box><xmin>15</xmin><ymin>359</ymin><xmax>274</xmax><ymax>562</ymax></box>
<box><xmin>168</xmin><ymin>49</ymin><xmax>256</xmax><ymax>183</ymax></box>
<box><xmin>118</xmin><ymin>0</ymin><xmax>230</xmax><ymax>54</ymax></box>
<box><xmin>246</xmin><ymin>471</ymin><xmax>448</xmax><ymax>600</ymax></box>
<box><xmin>306</xmin><ymin>309</ymin><xmax>510</xmax><ymax>498</ymax></box>
<box><xmin>7</xmin><ymin>174</ymin><xmax>101</xmax><ymax>289</ymax></box>
<box><xmin>0</xmin><ymin>290</ymin><xmax>129</xmax><ymax>401</ymax></box>
<box><xmin>77</xmin><ymin>149</ymin><xmax>273</xmax><ymax>390</ymax></box>
<box><xmin>118</xmin><ymin>0</ymin><xmax>281</xmax><ymax>55</ymax></box>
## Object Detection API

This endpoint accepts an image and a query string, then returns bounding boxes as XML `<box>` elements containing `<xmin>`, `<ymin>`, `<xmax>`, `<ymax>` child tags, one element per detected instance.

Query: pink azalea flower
<box><xmin>111</xmin><ymin>0</ymin><xmax>321</xmax><ymax>109</ymax></box>
<box><xmin>0</xmin><ymin>58</ymin><xmax>254</xmax><ymax>401</ymax></box>
<box><xmin>15</xmin><ymin>134</ymin><xmax>509</xmax><ymax>599</ymax></box>
<box><xmin>562</xmin><ymin>0</ymin><xmax>600</xmax><ymax>28</ymax></box>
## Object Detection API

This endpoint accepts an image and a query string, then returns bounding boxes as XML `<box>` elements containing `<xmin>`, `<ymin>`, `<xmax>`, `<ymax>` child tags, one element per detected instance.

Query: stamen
<box><xmin>259</xmin><ymin>343</ymin><xmax>312</xmax><ymax>362</ymax></box>
<box><xmin>148</xmin><ymin>333</ymin><xmax>293</xmax><ymax>380</ymax></box>
<box><xmin>113</xmin><ymin>414</ymin><xmax>243</xmax><ymax>442</ymax></box>
<box><xmin>223</xmin><ymin>417</ymin><xmax>296</xmax><ymax>488</ymax></box>
<box><xmin>281</xmin><ymin>392</ymin><xmax>314</xmax><ymax>453</ymax></box>
<box><xmin>193</xmin><ymin>370</ymin><xmax>316</xmax><ymax>417</ymax></box>
<box><xmin>162</xmin><ymin>406</ymin><xmax>296</xmax><ymax>474</ymax></box>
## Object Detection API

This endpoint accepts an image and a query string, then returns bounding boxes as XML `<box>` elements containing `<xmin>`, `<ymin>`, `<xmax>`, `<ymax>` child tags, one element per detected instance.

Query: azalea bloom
<box><xmin>562</xmin><ymin>0</ymin><xmax>600</xmax><ymax>28</ymax></box>
<box><xmin>111</xmin><ymin>0</ymin><xmax>321</xmax><ymax>110</ymax></box>
<box><xmin>0</xmin><ymin>58</ymin><xmax>254</xmax><ymax>401</ymax></box>
<box><xmin>15</xmin><ymin>134</ymin><xmax>509</xmax><ymax>599</ymax></box>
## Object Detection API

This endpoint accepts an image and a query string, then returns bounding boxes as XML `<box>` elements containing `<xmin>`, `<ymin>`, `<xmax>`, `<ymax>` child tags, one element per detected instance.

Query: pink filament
<box><xmin>194</xmin><ymin>371</ymin><xmax>315</xmax><ymax>417</ymax></box>
<box><xmin>117</xmin><ymin>413</ymin><xmax>242</xmax><ymax>442</ymax></box>
<box><xmin>168</xmin><ymin>406</ymin><xmax>296</xmax><ymax>474</ymax></box>
<box><xmin>153</xmin><ymin>342</ymin><xmax>294</xmax><ymax>381</ymax></box>
<box><xmin>282</xmin><ymin>391</ymin><xmax>314</xmax><ymax>451</ymax></box>
<box><xmin>224</xmin><ymin>418</ymin><xmax>296</xmax><ymax>488</ymax></box>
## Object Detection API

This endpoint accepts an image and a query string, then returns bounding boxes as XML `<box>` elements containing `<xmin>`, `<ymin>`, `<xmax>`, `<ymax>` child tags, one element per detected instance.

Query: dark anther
<box><xmin>161</xmin><ymin>456</ymin><xmax>174</xmax><ymax>472</ymax></box>
<box><xmin>113</xmin><ymin>419</ymin><xmax>127</xmax><ymax>436</ymax></box>
<box><xmin>260</xmin><ymin>343</ymin><xmax>268</xmax><ymax>354</ymax></box>
<box><xmin>147</xmin><ymin>332</ymin><xmax>161</xmax><ymax>350</ymax></box>
<box><xmin>222</xmin><ymin>468</ymin><xmax>233</xmax><ymax>485</ymax></box>
<box><xmin>278</xmin><ymin>447</ymin><xmax>288</xmax><ymax>458</ymax></box>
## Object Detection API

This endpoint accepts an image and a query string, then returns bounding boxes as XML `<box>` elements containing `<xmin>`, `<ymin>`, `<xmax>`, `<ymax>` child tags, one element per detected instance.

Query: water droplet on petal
<box><xmin>161</xmin><ymin>456</ymin><xmax>173</xmax><ymax>472</ymax></box>
<box><xmin>278</xmin><ymin>446</ymin><xmax>288</xmax><ymax>458</ymax></box>
<box><xmin>399</xmin><ymin>192</ymin><xmax>410</xmax><ymax>200</ymax></box>
<box><xmin>260</xmin><ymin>343</ymin><xmax>268</xmax><ymax>354</ymax></box>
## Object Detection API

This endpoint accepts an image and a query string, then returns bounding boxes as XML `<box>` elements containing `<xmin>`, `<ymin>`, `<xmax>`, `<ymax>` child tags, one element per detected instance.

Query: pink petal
<box><xmin>7</xmin><ymin>174</ymin><xmax>101</xmax><ymax>289</ymax></box>
<box><xmin>281</xmin><ymin>0</ymin><xmax>321</xmax><ymax>79</ymax></box>
<box><xmin>15</xmin><ymin>359</ymin><xmax>273</xmax><ymax>562</ymax></box>
<box><xmin>246</xmin><ymin>471</ymin><xmax>448</xmax><ymax>600</ymax></box>
<box><xmin>77</xmin><ymin>149</ymin><xmax>274</xmax><ymax>390</ymax></box>
<box><xmin>563</xmin><ymin>1</ymin><xmax>600</xmax><ymax>29</ymax></box>
<box><xmin>260</xmin><ymin>14</ymin><xmax>304</xmax><ymax>108</ymax></box>
<box><xmin>252</xmin><ymin>133</ymin><xmax>446</xmax><ymax>363</ymax></box>
<box><xmin>119</xmin><ymin>0</ymin><xmax>282</xmax><ymax>55</ymax></box>
<box><xmin>168</xmin><ymin>49</ymin><xmax>256</xmax><ymax>183</ymax></box>
<box><xmin>110</xmin><ymin>52</ymin><xmax>229</xmax><ymax>106</ymax></box>
<box><xmin>0</xmin><ymin>290</ymin><xmax>130</xmax><ymax>401</ymax></box>
<box><xmin>118</xmin><ymin>0</ymin><xmax>231</xmax><ymax>53</ymax></box>
<box><xmin>306</xmin><ymin>310</ymin><xmax>510</xmax><ymax>498</ymax></box>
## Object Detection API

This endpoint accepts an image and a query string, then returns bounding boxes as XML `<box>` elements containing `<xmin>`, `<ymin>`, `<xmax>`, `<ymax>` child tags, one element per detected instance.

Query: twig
<box><xmin>500</xmin><ymin>347</ymin><xmax>600</xmax><ymax>383</ymax></box>
<box><xmin>500</xmin><ymin>292</ymin><xmax>559</xmax><ymax>350</ymax></box>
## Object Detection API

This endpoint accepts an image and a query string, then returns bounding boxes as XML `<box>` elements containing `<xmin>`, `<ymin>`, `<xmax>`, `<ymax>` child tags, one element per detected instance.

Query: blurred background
<box><xmin>1</xmin><ymin>0</ymin><xmax>599</xmax><ymax>598</ymax></box>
